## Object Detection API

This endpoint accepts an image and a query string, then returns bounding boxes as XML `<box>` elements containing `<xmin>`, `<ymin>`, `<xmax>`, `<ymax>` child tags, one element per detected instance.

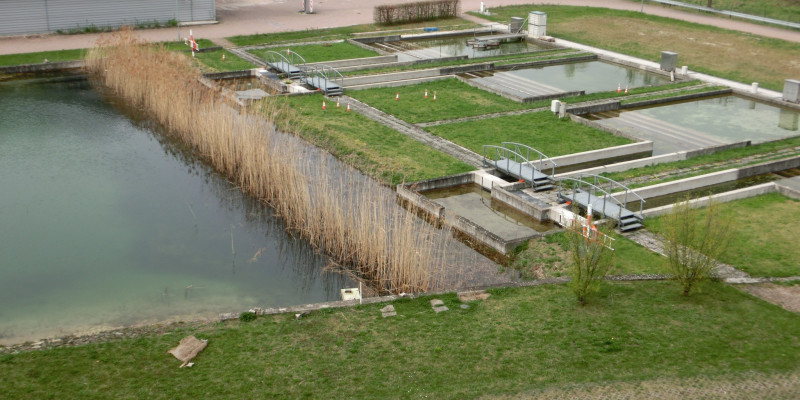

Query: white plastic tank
<box><xmin>550</xmin><ymin>100</ymin><xmax>561</xmax><ymax>114</ymax></box>
<box><xmin>528</xmin><ymin>11</ymin><xmax>547</xmax><ymax>38</ymax></box>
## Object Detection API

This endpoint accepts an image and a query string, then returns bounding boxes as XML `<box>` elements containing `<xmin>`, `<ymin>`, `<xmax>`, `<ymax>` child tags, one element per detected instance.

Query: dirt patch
<box><xmin>511</xmin><ymin>237</ymin><xmax>569</xmax><ymax>279</ymax></box>
<box><xmin>737</xmin><ymin>283</ymin><xmax>800</xmax><ymax>313</ymax></box>
<box><xmin>458</xmin><ymin>290</ymin><xmax>491</xmax><ymax>302</ymax></box>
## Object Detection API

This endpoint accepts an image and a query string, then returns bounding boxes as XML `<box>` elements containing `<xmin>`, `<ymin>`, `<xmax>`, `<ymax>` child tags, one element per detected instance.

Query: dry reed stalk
<box><xmin>85</xmin><ymin>30</ymin><xmax>455</xmax><ymax>294</ymax></box>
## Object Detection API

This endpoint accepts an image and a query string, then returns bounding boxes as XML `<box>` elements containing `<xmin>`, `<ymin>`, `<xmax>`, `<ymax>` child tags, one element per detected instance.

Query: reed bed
<box><xmin>85</xmin><ymin>30</ymin><xmax>452</xmax><ymax>294</ymax></box>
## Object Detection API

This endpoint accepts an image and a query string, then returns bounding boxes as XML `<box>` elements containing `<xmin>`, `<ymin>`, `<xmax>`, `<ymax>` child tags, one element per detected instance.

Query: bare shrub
<box><xmin>662</xmin><ymin>198</ymin><xmax>731</xmax><ymax>296</ymax></box>
<box><xmin>565</xmin><ymin>221</ymin><xmax>614</xmax><ymax>306</ymax></box>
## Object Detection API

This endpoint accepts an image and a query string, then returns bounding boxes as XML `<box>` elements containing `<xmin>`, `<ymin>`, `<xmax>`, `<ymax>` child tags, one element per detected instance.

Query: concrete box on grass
<box><xmin>528</xmin><ymin>11</ymin><xmax>546</xmax><ymax>38</ymax></box>
<box><xmin>660</xmin><ymin>51</ymin><xmax>678</xmax><ymax>71</ymax></box>
<box><xmin>784</xmin><ymin>79</ymin><xmax>800</xmax><ymax>103</ymax></box>
<box><xmin>510</xmin><ymin>17</ymin><xmax>524</xmax><ymax>32</ymax></box>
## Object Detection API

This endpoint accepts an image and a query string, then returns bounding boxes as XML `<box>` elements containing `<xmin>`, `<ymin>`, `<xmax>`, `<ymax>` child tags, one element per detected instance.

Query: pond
<box><xmin>0</xmin><ymin>77</ymin><xmax>352</xmax><ymax>345</ymax></box>
<box><xmin>586</xmin><ymin>94</ymin><xmax>800</xmax><ymax>155</ymax></box>
<box><xmin>500</xmin><ymin>60</ymin><xmax>671</xmax><ymax>95</ymax></box>
<box><xmin>398</xmin><ymin>35</ymin><xmax>548</xmax><ymax>60</ymax></box>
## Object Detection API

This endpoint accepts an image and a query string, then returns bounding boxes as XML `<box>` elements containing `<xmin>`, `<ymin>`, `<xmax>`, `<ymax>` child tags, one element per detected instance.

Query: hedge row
<box><xmin>375</xmin><ymin>0</ymin><xmax>460</xmax><ymax>25</ymax></box>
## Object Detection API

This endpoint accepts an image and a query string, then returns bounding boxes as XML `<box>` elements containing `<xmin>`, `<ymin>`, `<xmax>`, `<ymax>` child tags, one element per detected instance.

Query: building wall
<box><xmin>0</xmin><ymin>0</ymin><xmax>215</xmax><ymax>36</ymax></box>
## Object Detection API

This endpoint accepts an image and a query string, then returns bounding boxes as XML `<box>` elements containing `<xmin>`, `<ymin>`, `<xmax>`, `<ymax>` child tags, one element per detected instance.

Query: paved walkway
<box><xmin>1</xmin><ymin>0</ymin><xmax>799</xmax><ymax>56</ymax></box>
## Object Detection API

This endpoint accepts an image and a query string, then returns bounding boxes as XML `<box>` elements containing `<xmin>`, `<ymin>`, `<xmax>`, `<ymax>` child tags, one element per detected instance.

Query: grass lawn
<box><xmin>476</xmin><ymin>5</ymin><xmax>800</xmax><ymax>91</ymax></box>
<box><xmin>348</xmin><ymin>78</ymin><xmax>533</xmax><ymax>123</ymax></box>
<box><xmin>2</xmin><ymin>281</ymin><xmax>798</xmax><ymax>399</ymax></box>
<box><xmin>227</xmin><ymin>18</ymin><xmax>480</xmax><ymax>46</ymax></box>
<box><xmin>249</xmin><ymin>42</ymin><xmax>379</xmax><ymax>64</ymax></box>
<box><xmin>646</xmin><ymin>193</ymin><xmax>800</xmax><ymax>277</ymax></box>
<box><xmin>347</xmin><ymin>78</ymin><xmax>706</xmax><ymax>125</ymax></box>
<box><xmin>512</xmin><ymin>231</ymin><xmax>669</xmax><ymax>278</ymax></box>
<box><xmin>0</xmin><ymin>49</ymin><xmax>86</xmax><ymax>66</ymax></box>
<box><xmin>268</xmin><ymin>94</ymin><xmax>474</xmax><ymax>185</ymax></box>
<box><xmin>426</xmin><ymin>111</ymin><xmax>633</xmax><ymax>157</ymax></box>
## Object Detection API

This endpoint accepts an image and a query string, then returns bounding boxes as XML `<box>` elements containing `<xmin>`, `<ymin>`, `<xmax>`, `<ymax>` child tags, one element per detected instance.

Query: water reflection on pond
<box><xmin>0</xmin><ymin>77</ymin><xmax>351</xmax><ymax>345</ymax></box>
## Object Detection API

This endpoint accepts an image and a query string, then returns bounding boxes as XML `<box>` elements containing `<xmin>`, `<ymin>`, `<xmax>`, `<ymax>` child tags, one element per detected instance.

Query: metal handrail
<box><xmin>482</xmin><ymin>145</ymin><xmax>529</xmax><ymax>181</ymax></box>
<box><xmin>265</xmin><ymin>50</ymin><xmax>307</xmax><ymax>78</ymax></box>
<box><xmin>302</xmin><ymin>64</ymin><xmax>344</xmax><ymax>95</ymax></box>
<box><xmin>577</xmin><ymin>173</ymin><xmax>645</xmax><ymax>210</ymax></box>
<box><xmin>557</xmin><ymin>177</ymin><xmax>623</xmax><ymax>220</ymax></box>
<box><xmin>557</xmin><ymin>174</ymin><xmax>645</xmax><ymax>219</ymax></box>
<box><xmin>501</xmin><ymin>142</ymin><xmax>557</xmax><ymax>176</ymax></box>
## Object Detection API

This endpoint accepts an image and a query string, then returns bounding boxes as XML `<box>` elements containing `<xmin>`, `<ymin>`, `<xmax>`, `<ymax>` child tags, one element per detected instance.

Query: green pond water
<box><xmin>504</xmin><ymin>60</ymin><xmax>671</xmax><ymax>94</ymax></box>
<box><xmin>0</xmin><ymin>77</ymin><xmax>351</xmax><ymax>345</ymax></box>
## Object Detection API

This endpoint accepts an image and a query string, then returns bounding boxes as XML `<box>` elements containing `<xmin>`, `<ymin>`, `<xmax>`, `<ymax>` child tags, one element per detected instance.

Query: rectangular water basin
<box><xmin>498</xmin><ymin>60</ymin><xmax>671</xmax><ymax>95</ymax></box>
<box><xmin>586</xmin><ymin>94</ymin><xmax>800</xmax><ymax>155</ymax></box>
<box><xmin>422</xmin><ymin>183</ymin><xmax>557</xmax><ymax>240</ymax></box>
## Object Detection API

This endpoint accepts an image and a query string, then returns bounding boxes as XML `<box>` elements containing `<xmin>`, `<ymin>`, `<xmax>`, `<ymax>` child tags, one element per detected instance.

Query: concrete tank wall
<box><xmin>642</xmin><ymin>183</ymin><xmax>777</xmax><ymax>218</ymax></box>
<box><xmin>491</xmin><ymin>187</ymin><xmax>551</xmax><ymax>221</ymax></box>
<box><xmin>544</xmin><ymin>142</ymin><xmax>653</xmax><ymax>172</ymax></box>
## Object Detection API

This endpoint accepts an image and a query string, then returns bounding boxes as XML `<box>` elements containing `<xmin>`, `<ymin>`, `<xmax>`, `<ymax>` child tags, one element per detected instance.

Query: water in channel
<box><xmin>0</xmin><ymin>77</ymin><xmax>353</xmax><ymax>345</ymax></box>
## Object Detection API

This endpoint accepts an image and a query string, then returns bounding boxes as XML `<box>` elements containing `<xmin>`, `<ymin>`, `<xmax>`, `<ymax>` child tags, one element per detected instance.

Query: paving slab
<box><xmin>380</xmin><ymin>304</ymin><xmax>397</xmax><ymax>318</ymax></box>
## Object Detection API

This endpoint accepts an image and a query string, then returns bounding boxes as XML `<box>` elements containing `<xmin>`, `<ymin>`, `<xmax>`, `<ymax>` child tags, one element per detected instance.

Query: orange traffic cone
<box><xmin>346</xmin><ymin>103</ymin><xmax>351</xmax><ymax>112</ymax></box>
<box><xmin>322</xmin><ymin>100</ymin><xmax>326</xmax><ymax>110</ymax></box>
<box><xmin>221</xmin><ymin>54</ymin><xmax>226</xmax><ymax>61</ymax></box>
<box><xmin>624</xmin><ymin>86</ymin><xmax>628</xmax><ymax>94</ymax></box>
<box><xmin>433</xmin><ymin>91</ymin><xmax>437</xmax><ymax>101</ymax></box>
<box><xmin>617</xmin><ymin>83</ymin><xmax>621</xmax><ymax>93</ymax></box>
<box><xmin>425</xmin><ymin>89</ymin><xmax>428</xmax><ymax>98</ymax></box>
<box><xmin>286</xmin><ymin>48</ymin><xmax>290</xmax><ymax>55</ymax></box>
<box><xmin>395</xmin><ymin>92</ymin><xmax>399</xmax><ymax>101</ymax></box>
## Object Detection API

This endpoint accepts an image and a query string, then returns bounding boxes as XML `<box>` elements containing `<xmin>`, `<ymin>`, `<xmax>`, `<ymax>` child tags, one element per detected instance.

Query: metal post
<box><xmin>175</xmin><ymin>0</ymin><xmax>181</xmax><ymax>41</ymax></box>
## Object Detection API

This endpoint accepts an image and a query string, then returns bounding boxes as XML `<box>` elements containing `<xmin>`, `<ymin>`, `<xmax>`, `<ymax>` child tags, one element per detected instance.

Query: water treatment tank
<box><xmin>510</xmin><ymin>17</ymin><xmax>524</xmax><ymax>32</ymax></box>
<box><xmin>660</xmin><ymin>51</ymin><xmax>678</xmax><ymax>72</ymax></box>
<box><xmin>528</xmin><ymin>11</ymin><xmax>546</xmax><ymax>38</ymax></box>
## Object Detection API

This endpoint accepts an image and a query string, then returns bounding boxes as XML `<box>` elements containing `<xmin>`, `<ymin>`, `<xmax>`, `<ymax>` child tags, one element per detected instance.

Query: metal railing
<box><xmin>302</xmin><ymin>64</ymin><xmax>345</xmax><ymax>95</ymax></box>
<box><xmin>557</xmin><ymin>174</ymin><xmax>645</xmax><ymax>220</ymax></box>
<box><xmin>264</xmin><ymin>50</ymin><xmax>307</xmax><ymax>78</ymax></box>
<box><xmin>500</xmin><ymin>142</ymin><xmax>556</xmax><ymax>176</ymax></box>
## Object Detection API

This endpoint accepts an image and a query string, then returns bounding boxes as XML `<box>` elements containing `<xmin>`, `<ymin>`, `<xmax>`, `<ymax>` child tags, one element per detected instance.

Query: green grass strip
<box><xmin>0</xmin><ymin>49</ymin><xmax>87</xmax><ymax>67</ymax></box>
<box><xmin>271</xmin><ymin>94</ymin><xmax>474</xmax><ymax>185</ymax></box>
<box><xmin>349</xmin><ymin>78</ymin><xmax>532</xmax><ymax>123</ymax></box>
<box><xmin>2</xmin><ymin>281</ymin><xmax>799</xmax><ymax>398</ymax></box>
<box><xmin>426</xmin><ymin>110</ymin><xmax>632</xmax><ymax>157</ymax></box>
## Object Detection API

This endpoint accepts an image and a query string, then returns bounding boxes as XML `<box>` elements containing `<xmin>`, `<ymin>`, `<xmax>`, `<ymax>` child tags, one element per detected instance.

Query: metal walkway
<box><xmin>265</xmin><ymin>50</ymin><xmax>344</xmax><ymax>95</ymax></box>
<box><xmin>557</xmin><ymin>174</ymin><xmax>645</xmax><ymax>232</ymax></box>
<box><xmin>482</xmin><ymin>142</ymin><xmax>556</xmax><ymax>191</ymax></box>
<box><xmin>265</xmin><ymin>50</ymin><xmax>305</xmax><ymax>80</ymax></box>
<box><xmin>302</xmin><ymin>64</ymin><xmax>344</xmax><ymax>96</ymax></box>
